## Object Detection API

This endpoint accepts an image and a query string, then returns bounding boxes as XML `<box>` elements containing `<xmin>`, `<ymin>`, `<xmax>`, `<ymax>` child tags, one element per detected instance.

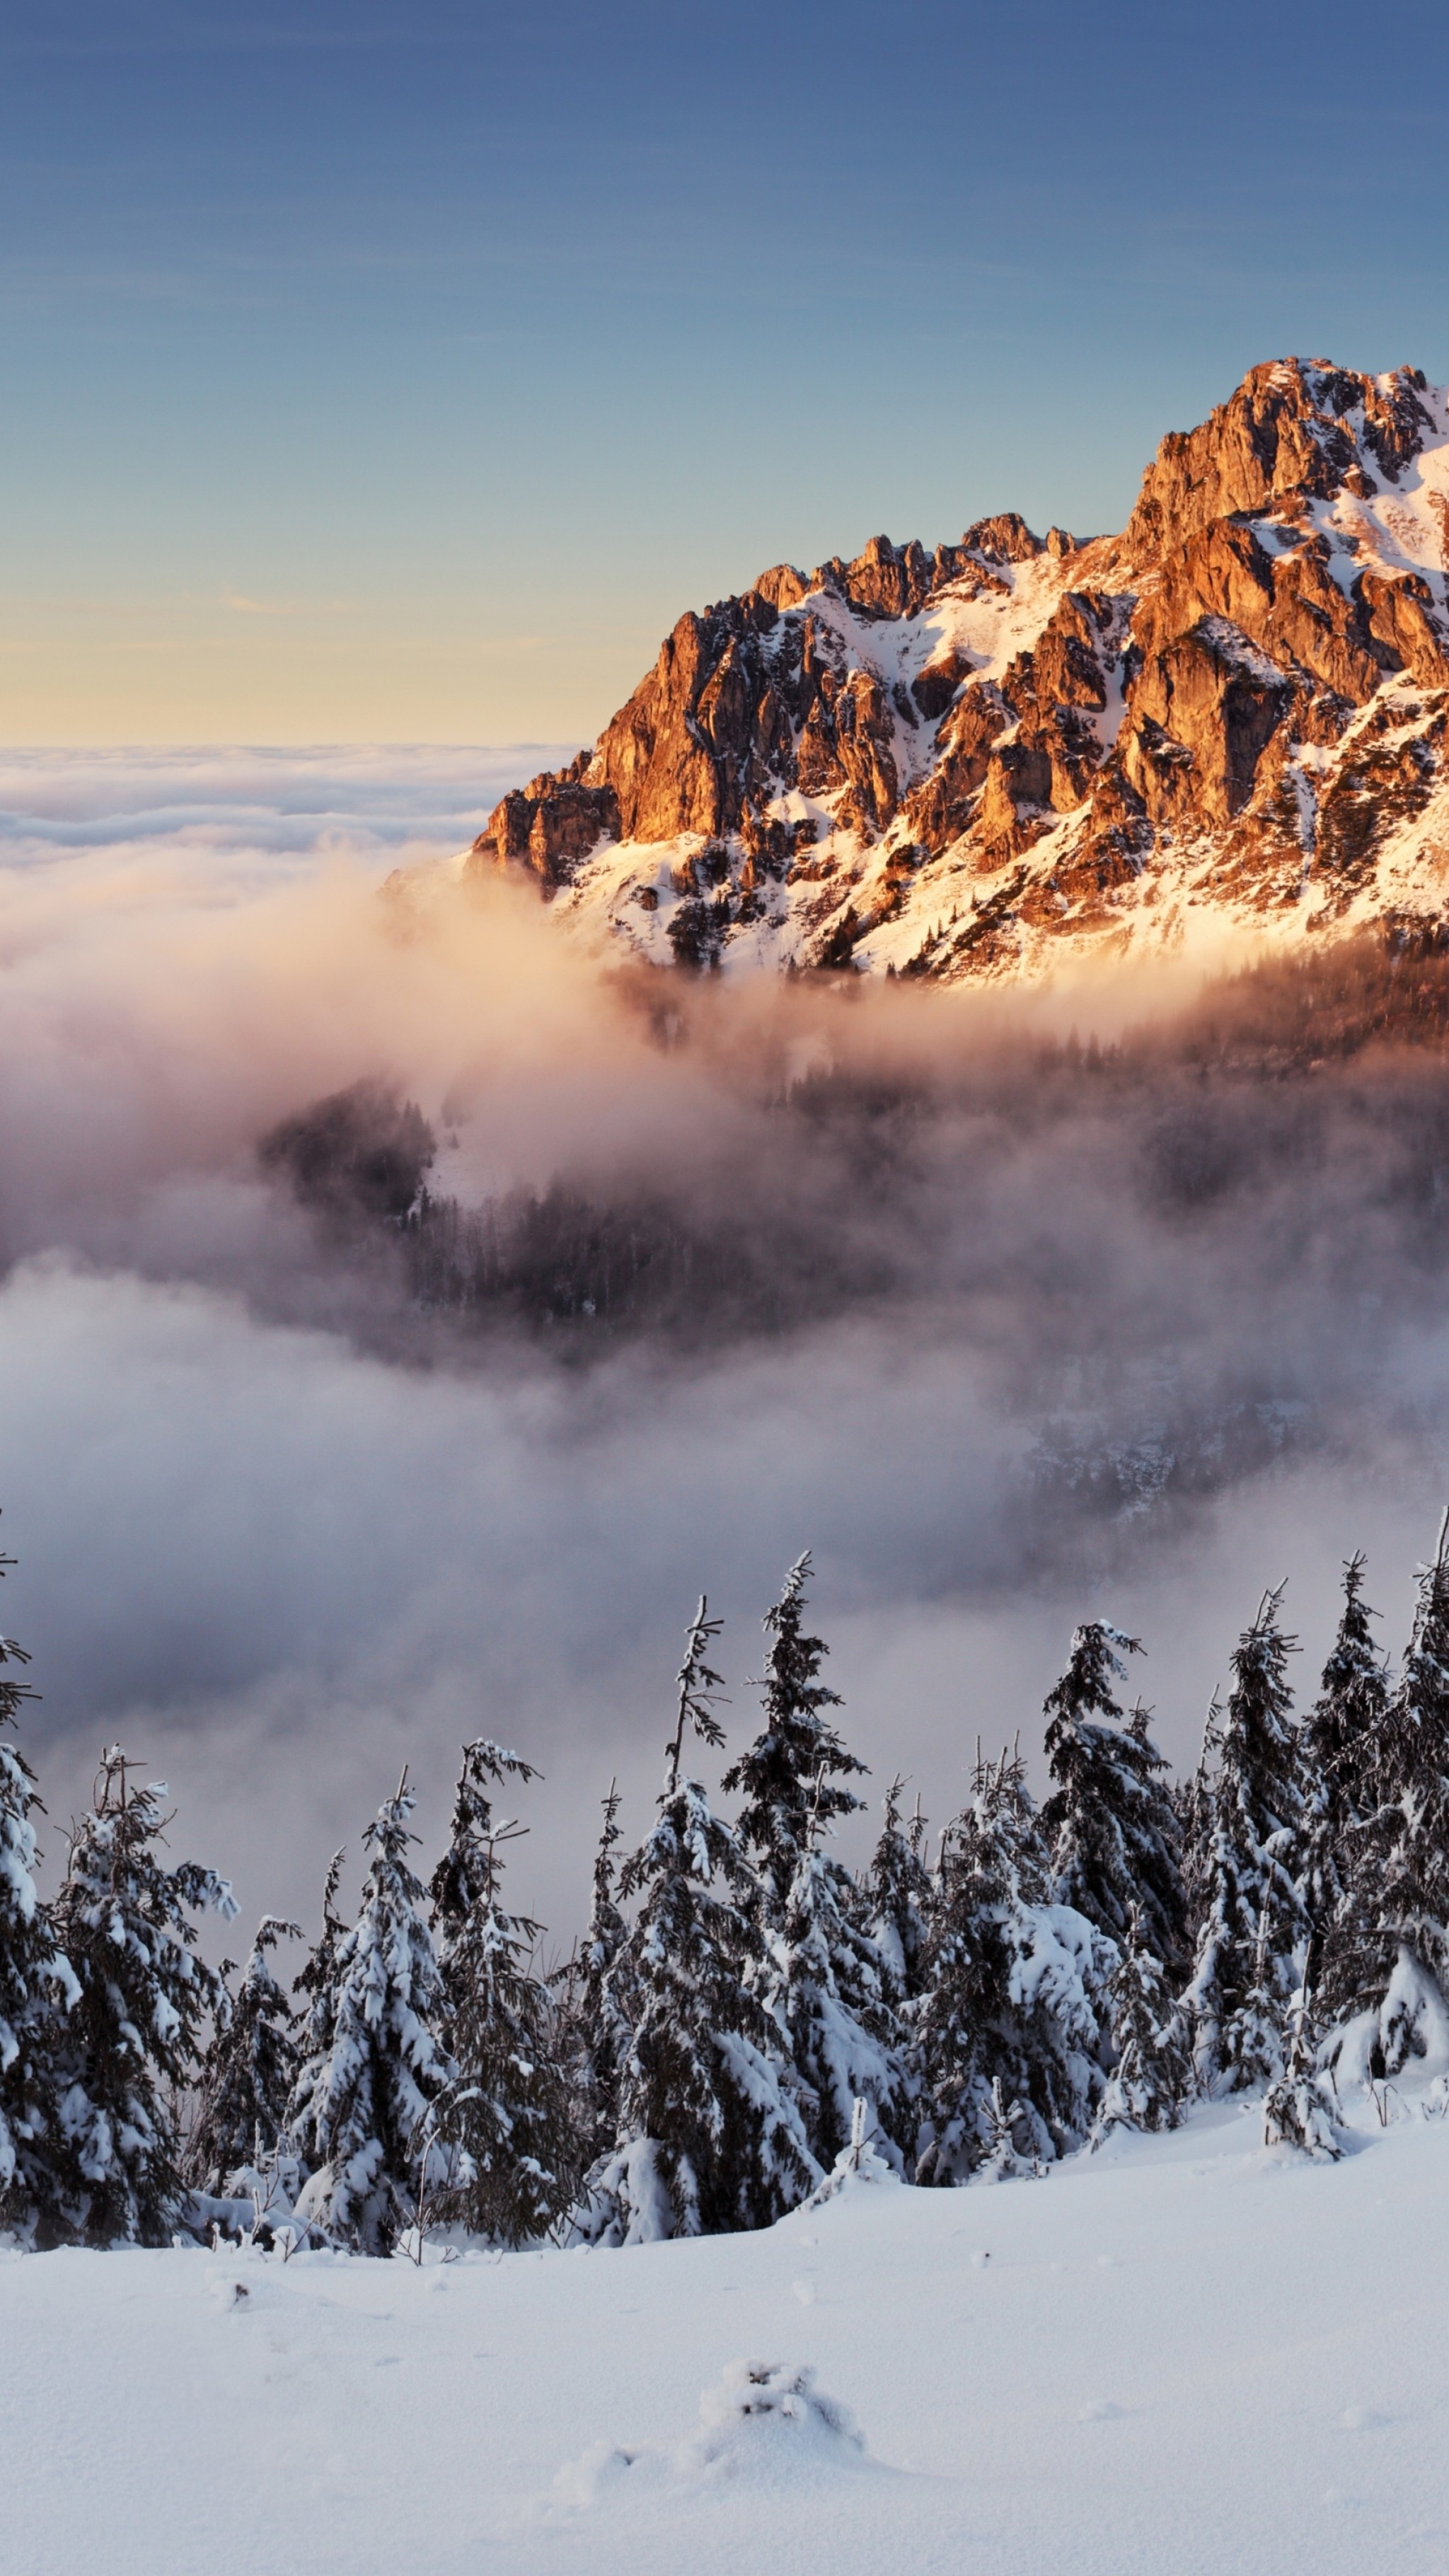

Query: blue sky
<box><xmin>4</xmin><ymin>0</ymin><xmax>1448</xmax><ymax>742</ymax></box>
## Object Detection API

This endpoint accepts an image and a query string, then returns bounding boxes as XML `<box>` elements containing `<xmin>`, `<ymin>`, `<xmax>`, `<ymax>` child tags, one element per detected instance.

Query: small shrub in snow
<box><xmin>806</xmin><ymin>2094</ymin><xmax>901</xmax><ymax>2204</ymax></box>
<box><xmin>978</xmin><ymin>2077</ymin><xmax>1045</xmax><ymax>2182</ymax></box>
<box><xmin>687</xmin><ymin>2357</ymin><xmax>864</xmax><ymax>2470</ymax></box>
<box><xmin>550</xmin><ymin>2359</ymin><xmax>865</xmax><ymax>2512</ymax></box>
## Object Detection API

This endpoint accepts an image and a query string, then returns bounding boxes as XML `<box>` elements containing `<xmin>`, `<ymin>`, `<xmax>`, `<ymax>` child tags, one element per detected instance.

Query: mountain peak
<box><xmin>1121</xmin><ymin>357</ymin><xmax>1440</xmax><ymax>561</ymax></box>
<box><xmin>468</xmin><ymin>356</ymin><xmax>1449</xmax><ymax>983</ymax></box>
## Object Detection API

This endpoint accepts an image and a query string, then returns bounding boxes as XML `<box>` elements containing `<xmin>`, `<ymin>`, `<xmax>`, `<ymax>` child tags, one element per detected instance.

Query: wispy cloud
<box><xmin>219</xmin><ymin>588</ymin><xmax>359</xmax><ymax>619</ymax></box>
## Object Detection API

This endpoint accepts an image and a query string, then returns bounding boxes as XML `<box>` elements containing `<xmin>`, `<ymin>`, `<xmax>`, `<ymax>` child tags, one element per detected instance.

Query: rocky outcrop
<box><xmin>1120</xmin><ymin>362</ymin><xmax>1437</xmax><ymax>558</ymax></box>
<box><xmin>467</xmin><ymin>356</ymin><xmax>1449</xmax><ymax>982</ymax></box>
<box><xmin>471</xmin><ymin>752</ymin><xmax>620</xmax><ymax>890</ymax></box>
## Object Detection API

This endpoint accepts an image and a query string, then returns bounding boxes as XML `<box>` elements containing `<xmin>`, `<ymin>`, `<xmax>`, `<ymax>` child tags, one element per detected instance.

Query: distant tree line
<box><xmin>4</xmin><ymin>1522</ymin><xmax>1449</xmax><ymax>2254</ymax></box>
<box><xmin>254</xmin><ymin>955</ymin><xmax>1449</xmax><ymax>1369</ymax></box>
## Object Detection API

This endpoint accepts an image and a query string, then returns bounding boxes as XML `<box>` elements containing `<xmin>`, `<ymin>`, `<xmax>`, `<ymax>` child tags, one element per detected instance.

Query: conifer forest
<box><xmin>6</xmin><ymin>1523</ymin><xmax>1448</xmax><ymax>2260</ymax></box>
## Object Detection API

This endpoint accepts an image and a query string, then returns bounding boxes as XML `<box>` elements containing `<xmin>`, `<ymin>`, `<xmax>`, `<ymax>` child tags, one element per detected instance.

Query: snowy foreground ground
<box><xmin>4</xmin><ymin>2103</ymin><xmax>1448</xmax><ymax>2576</ymax></box>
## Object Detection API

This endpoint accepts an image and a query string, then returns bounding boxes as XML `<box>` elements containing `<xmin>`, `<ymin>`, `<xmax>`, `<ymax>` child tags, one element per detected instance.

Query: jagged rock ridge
<box><xmin>467</xmin><ymin>360</ymin><xmax>1449</xmax><ymax>980</ymax></box>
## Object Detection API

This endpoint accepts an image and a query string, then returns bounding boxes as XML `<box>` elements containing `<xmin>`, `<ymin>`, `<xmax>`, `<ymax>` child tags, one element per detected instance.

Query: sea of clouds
<box><xmin>2</xmin><ymin>744</ymin><xmax>1448</xmax><ymax>1948</ymax></box>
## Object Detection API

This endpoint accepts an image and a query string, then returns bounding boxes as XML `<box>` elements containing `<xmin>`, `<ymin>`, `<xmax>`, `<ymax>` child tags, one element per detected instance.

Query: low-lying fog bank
<box><xmin>4</xmin><ymin>750</ymin><xmax>1449</xmax><ymax>1945</ymax></box>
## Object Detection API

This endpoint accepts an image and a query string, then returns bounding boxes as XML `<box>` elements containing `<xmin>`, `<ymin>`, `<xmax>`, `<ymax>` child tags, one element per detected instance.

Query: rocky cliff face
<box><xmin>466</xmin><ymin>360</ymin><xmax>1449</xmax><ymax>980</ymax></box>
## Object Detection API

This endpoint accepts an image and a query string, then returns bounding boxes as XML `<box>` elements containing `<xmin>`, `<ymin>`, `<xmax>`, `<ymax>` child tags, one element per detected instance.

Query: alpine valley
<box><xmin>468</xmin><ymin>357</ymin><xmax>1449</xmax><ymax>984</ymax></box>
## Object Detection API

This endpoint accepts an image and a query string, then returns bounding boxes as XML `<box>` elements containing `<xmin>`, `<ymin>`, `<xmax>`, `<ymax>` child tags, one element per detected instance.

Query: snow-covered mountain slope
<box><xmin>467</xmin><ymin>361</ymin><xmax>1449</xmax><ymax>983</ymax></box>
<box><xmin>4</xmin><ymin>2095</ymin><xmax>1448</xmax><ymax>2576</ymax></box>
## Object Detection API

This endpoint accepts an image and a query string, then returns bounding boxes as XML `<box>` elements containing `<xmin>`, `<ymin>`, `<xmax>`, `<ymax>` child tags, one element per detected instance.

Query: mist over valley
<box><xmin>3</xmin><ymin>749</ymin><xmax>1449</xmax><ymax>1948</ymax></box>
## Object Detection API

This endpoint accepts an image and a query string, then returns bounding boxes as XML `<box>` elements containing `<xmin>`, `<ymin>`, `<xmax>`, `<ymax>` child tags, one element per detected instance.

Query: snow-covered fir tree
<box><xmin>288</xmin><ymin>1772</ymin><xmax>452</xmax><ymax>2253</ymax></box>
<box><xmin>1321</xmin><ymin>1515</ymin><xmax>1449</xmax><ymax>2076</ymax></box>
<box><xmin>1172</xmin><ymin>1702</ymin><xmax>1219</xmax><ymax>1907</ymax></box>
<box><xmin>771</xmin><ymin>1803</ymin><xmax>909</xmax><ymax>2172</ymax></box>
<box><xmin>1039</xmin><ymin>1623</ymin><xmax>1186</xmax><ymax>1967</ymax></box>
<box><xmin>554</xmin><ymin>1777</ymin><xmax>632</xmax><ymax>2175</ymax></box>
<box><xmin>1262</xmin><ymin>1979</ymin><xmax>1343</xmax><ymax>2159</ymax></box>
<box><xmin>722</xmin><ymin>1555</ymin><xmax>867</xmax><ymax>1910</ymax></box>
<box><xmin>718</xmin><ymin>1556</ymin><xmax>907</xmax><ymax>2167</ymax></box>
<box><xmin>1182</xmin><ymin>1588</ymin><xmax>1309</xmax><ymax>2094</ymax></box>
<box><xmin>1220</xmin><ymin>1900</ymin><xmax>1286</xmax><ymax>2093</ymax></box>
<box><xmin>292</xmin><ymin>1844</ymin><xmax>345</xmax><ymax>2059</ymax></box>
<box><xmin>573</xmin><ymin>1600</ymin><xmax>817</xmax><ymax>2243</ymax></box>
<box><xmin>50</xmin><ymin>1747</ymin><xmax>236</xmax><ymax>2246</ymax></box>
<box><xmin>1091</xmin><ymin>1907</ymin><xmax>1191</xmax><ymax>2145</ymax></box>
<box><xmin>913</xmin><ymin>1747</ymin><xmax>1115</xmax><ymax>2183</ymax></box>
<box><xmin>428</xmin><ymin>1739</ymin><xmax>572</xmax><ymax>2246</ymax></box>
<box><xmin>1300</xmin><ymin>1553</ymin><xmax>1390</xmax><ymax>1960</ymax></box>
<box><xmin>187</xmin><ymin>1916</ymin><xmax>301</xmax><ymax>2195</ymax></box>
<box><xmin>862</xmin><ymin>1776</ymin><xmax>932</xmax><ymax>2009</ymax></box>
<box><xmin>0</xmin><ymin>1559</ymin><xmax>77</xmax><ymax>2245</ymax></box>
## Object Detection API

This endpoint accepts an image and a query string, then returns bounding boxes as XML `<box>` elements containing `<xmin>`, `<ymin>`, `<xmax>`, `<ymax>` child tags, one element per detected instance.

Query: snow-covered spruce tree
<box><xmin>1321</xmin><ymin>1514</ymin><xmax>1449</xmax><ymax>2076</ymax></box>
<box><xmin>722</xmin><ymin>1560</ymin><xmax>904</xmax><ymax>2170</ymax></box>
<box><xmin>1222</xmin><ymin>1901</ymin><xmax>1286</xmax><ymax>2095</ymax></box>
<box><xmin>572</xmin><ymin>1599</ymin><xmax>817</xmax><ymax>2243</ymax></box>
<box><xmin>49</xmin><ymin>1747</ymin><xmax>236</xmax><ymax>2246</ymax></box>
<box><xmin>1039</xmin><ymin>1623</ymin><xmax>1186</xmax><ymax>1968</ymax></box>
<box><xmin>863</xmin><ymin>1776</ymin><xmax>933</xmax><ymax>2008</ymax></box>
<box><xmin>0</xmin><ymin>1561</ymin><xmax>78</xmax><ymax>2245</ymax></box>
<box><xmin>913</xmin><ymin>1746</ymin><xmax>1115</xmax><ymax>2183</ymax></box>
<box><xmin>1181</xmin><ymin>1587</ymin><xmax>1308</xmax><ymax>2094</ymax></box>
<box><xmin>1262</xmin><ymin>1979</ymin><xmax>1342</xmax><ymax>2159</ymax></box>
<box><xmin>1172</xmin><ymin>1702</ymin><xmax>1219</xmax><ymax>1902</ymax></box>
<box><xmin>1090</xmin><ymin>1907</ymin><xmax>1191</xmax><ymax>2145</ymax></box>
<box><xmin>553</xmin><ymin>1778</ymin><xmax>632</xmax><ymax>2175</ymax></box>
<box><xmin>292</xmin><ymin>1844</ymin><xmax>346</xmax><ymax>2060</ymax></box>
<box><xmin>772</xmin><ymin>1795</ymin><xmax>910</xmax><ymax>2172</ymax></box>
<box><xmin>722</xmin><ymin>1554</ymin><xmax>867</xmax><ymax>1911</ymax></box>
<box><xmin>428</xmin><ymin>1739</ymin><xmax>572</xmax><ymax>2246</ymax></box>
<box><xmin>187</xmin><ymin>1916</ymin><xmax>301</xmax><ymax>2195</ymax></box>
<box><xmin>1300</xmin><ymin>1553</ymin><xmax>1390</xmax><ymax>1960</ymax></box>
<box><xmin>288</xmin><ymin>1772</ymin><xmax>452</xmax><ymax>2254</ymax></box>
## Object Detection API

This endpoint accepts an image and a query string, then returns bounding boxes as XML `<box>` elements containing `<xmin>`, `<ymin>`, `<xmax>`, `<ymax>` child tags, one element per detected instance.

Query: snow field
<box><xmin>3</xmin><ymin>2101</ymin><xmax>1447</xmax><ymax>2576</ymax></box>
